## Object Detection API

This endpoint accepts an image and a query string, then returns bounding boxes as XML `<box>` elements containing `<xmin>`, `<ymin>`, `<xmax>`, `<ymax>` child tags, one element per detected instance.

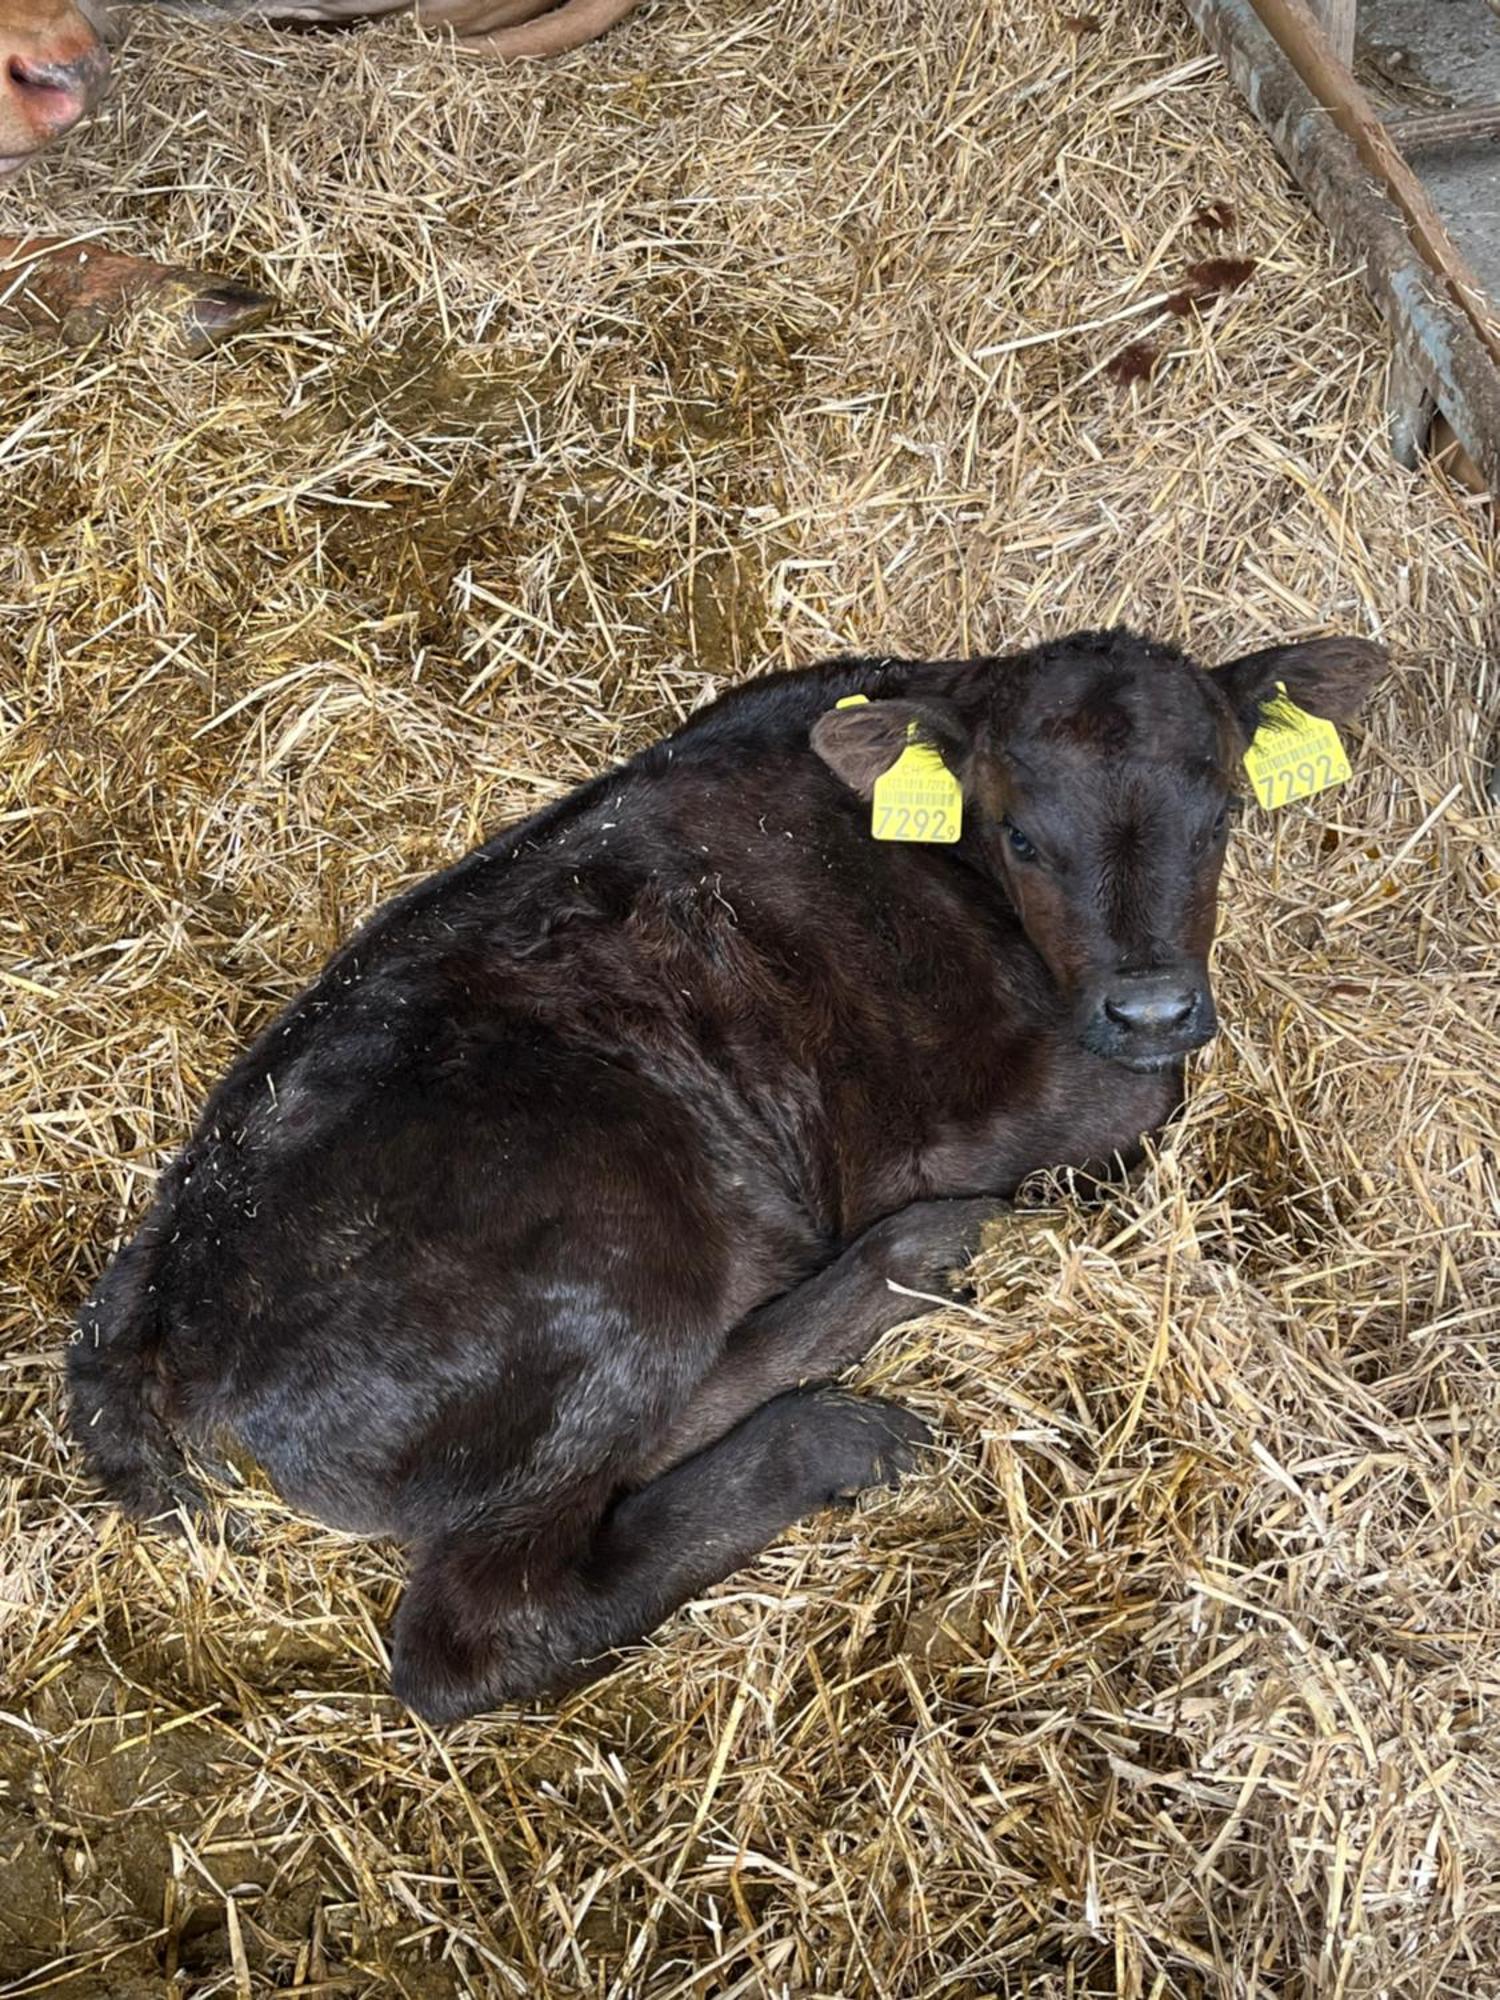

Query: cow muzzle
<box><xmin>1078</xmin><ymin>966</ymin><xmax>1217</xmax><ymax>1072</ymax></box>
<box><xmin>0</xmin><ymin>21</ymin><xmax>108</xmax><ymax>168</ymax></box>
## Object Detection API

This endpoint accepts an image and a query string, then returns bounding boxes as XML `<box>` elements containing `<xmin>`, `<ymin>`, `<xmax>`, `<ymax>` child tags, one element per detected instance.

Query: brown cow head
<box><xmin>0</xmin><ymin>0</ymin><xmax>107</xmax><ymax>173</ymax></box>
<box><xmin>813</xmin><ymin>629</ymin><xmax>1386</xmax><ymax>1074</ymax></box>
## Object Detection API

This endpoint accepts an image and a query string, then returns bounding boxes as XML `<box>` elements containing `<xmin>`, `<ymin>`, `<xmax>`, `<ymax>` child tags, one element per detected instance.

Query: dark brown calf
<box><xmin>69</xmin><ymin>627</ymin><xmax>1383</xmax><ymax>1721</ymax></box>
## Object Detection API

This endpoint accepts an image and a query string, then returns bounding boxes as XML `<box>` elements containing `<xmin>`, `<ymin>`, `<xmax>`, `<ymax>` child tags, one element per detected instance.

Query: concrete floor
<box><xmin>1361</xmin><ymin>0</ymin><xmax>1500</xmax><ymax>301</ymax></box>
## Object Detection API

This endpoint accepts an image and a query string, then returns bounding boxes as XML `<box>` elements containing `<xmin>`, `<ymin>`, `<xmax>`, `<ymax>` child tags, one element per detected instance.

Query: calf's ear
<box><xmin>1212</xmin><ymin>635</ymin><xmax>1387</xmax><ymax>740</ymax></box>
<box><xmin>811</xmin><ymin>697</ymin><xmax>968</xmax><ymax>798</ymax></box>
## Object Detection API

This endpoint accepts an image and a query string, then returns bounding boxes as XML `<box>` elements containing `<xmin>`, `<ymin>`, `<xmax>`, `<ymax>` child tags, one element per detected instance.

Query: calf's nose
<box><xmin>5</xmin><ymin>41</ymin><xmax>107</xmax><ymax>138</ymax></box>
<box><xmin>1103</xmin><ymin>975</ymin><xmax>1200</xmax><ymax>1037</ymax></box>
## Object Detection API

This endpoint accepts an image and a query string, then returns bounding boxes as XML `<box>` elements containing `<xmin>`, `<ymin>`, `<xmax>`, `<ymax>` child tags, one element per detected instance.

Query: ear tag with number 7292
<box><xmin>833</xmin><ymin>694</ymin><xmax>963</xmax><ymax>843</ymax></box>
<box><xmin>1243</xmin><ymin>682</ymin><xmax>1351</xmax><ymax>812</ymax></box>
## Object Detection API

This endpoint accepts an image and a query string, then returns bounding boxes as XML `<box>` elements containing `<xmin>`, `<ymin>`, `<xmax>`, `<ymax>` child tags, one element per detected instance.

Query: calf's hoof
<box><xmin>867</xmin><ymin>1195</ymin><xmax>1010</xmax><ymax>1300</ymax></box>
<box><xmin>792</xmin><ymin>1388</ymin><xmax>934</xmax><ymax>1507</ymax></box>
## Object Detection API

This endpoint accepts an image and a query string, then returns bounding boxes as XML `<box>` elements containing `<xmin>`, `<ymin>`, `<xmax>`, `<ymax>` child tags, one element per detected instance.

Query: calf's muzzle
<box><xmin>1079</xmin><ymin>965</ymin><xmax>1217</xmax><ymax>1072</ymax></box>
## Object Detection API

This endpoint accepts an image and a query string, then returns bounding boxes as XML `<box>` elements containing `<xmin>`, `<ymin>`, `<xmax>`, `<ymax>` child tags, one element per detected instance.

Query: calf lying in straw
<box><xmin>70</xmin><ymin>628</ymin><xmax>1383</xmax><ymax>1721</ymax></box>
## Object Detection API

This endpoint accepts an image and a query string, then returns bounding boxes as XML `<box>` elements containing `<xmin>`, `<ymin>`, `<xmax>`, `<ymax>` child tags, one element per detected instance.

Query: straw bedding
<box><xmin>3</xmin><ymin>0</ymin><xmax>1499</xmax><ymax>1992</ymax></box>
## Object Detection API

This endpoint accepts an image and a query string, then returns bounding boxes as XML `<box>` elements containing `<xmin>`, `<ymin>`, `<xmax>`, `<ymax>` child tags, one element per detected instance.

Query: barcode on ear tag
<box><xmin>1244</xmin><ymin>683</ymin><xmax>1350</xmax><ymax>812</ymax></box>
<box><xmin>872</xmin><ymin>727</ymin><xmax>963</xmax><ymax>843</ymax></box>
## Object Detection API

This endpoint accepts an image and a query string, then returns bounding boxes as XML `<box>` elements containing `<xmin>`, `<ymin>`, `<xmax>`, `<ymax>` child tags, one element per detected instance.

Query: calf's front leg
<box><xmin>636</xmin><ymin>1194</ymin><xmax>1007</xmax><ymax>1481</ymax></box>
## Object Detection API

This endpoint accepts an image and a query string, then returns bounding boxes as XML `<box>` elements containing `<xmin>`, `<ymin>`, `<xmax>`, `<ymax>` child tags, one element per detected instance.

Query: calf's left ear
<box><xmin>811</xmin><ymin>696</ymin><xmax>969</xmax><ymax>798</ymax></box>
<box><xmin>1212</xmin><ymin>635</ymin><xmax>1387</xmax><ymax>740</ymax></box>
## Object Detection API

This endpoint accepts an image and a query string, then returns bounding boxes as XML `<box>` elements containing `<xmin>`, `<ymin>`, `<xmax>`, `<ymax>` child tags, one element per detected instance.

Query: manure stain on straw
<box><xmin>1106</xmin><ymin>339</ymin><xmax>1160</xmax><ymax>387</ymax></box>
<box><xmin>303</xmin><ymin>325</ymin><xmax>799</xmax><ymax>679</ymax></box>
<box><xmin>1165</xmin><ymin>255</ymin><xmax>1259</xmax><ymax>316</ymax></box>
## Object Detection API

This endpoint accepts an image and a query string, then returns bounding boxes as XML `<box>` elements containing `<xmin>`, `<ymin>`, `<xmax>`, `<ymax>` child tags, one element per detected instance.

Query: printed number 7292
<box><xmin>874</xmin><ymin>804</ymin><xmax>950</xmax><ymax>840</ymax></box>
<box><xmin>1260</xmin><ymin>753</ymin><xmax>1335</xmax><ymax>807</ymax></box>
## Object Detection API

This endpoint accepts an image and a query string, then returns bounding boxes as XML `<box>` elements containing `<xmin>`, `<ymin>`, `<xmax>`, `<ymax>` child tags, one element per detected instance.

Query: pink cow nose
<box><xmin>6</xmin><ymin>42</ymin><xmax>107</xmax><ymax>137</ymax></box>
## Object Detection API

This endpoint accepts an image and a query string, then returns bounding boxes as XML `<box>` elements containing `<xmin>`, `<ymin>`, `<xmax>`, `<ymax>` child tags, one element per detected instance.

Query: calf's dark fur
<box><xmin>69</xmin><ymin>627</ymin><xmax>1383</xmax><ymax>1721</ymax></box>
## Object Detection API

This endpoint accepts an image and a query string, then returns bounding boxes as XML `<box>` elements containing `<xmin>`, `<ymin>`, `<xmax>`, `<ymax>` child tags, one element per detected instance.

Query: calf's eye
<box><xmin>1195</xmin><ymin>797</ymin><xmax>1240</xmax><ymax>855</ymax></box>
<box><xmin>1003</xmin><ymin>818</ymin><xmax>1037</xmax><ymax>862</ymax></box>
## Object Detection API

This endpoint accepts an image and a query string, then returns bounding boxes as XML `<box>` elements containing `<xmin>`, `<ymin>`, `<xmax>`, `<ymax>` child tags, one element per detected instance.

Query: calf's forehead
<box><xmin>1002</xmin><ymin>656</ymin><xmax>1237</xmax><ymax>776</ymax></box>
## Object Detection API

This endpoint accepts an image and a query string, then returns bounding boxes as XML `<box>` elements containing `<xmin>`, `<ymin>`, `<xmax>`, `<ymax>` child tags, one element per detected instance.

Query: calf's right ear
<box><xmin>1212</xmin><ymin>635</ymin><xmax>1388</xmax><ymax>740</ymax></box>
<box><xmin>811</xmin><ymin>697</ymin><xmax>968</xmax><ymax>798</ymax></box>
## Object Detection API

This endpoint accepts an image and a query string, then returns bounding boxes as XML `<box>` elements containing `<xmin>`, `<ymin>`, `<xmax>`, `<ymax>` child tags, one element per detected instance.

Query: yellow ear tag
<box><xmin>1243</xmin><ymin>681</ymin><xmax>1351</xmax><ymax>812</ymax></box>
<box><xmin>872</xmin><ymin>723</ymin><xmax>963</xmax><ymax>844</ymax></box>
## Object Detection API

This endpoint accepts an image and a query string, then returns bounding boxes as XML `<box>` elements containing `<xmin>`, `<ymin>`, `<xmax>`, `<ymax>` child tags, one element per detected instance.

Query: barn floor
<box><xmin>3</xmin><ymin>2</ymin><xmax>1500</xmax><ymax>1994</ymax></box>
<box><xmin>1360</xmin><ymin>0</ymin><xmax>1500</xmax><ymax>308</ymax></box>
